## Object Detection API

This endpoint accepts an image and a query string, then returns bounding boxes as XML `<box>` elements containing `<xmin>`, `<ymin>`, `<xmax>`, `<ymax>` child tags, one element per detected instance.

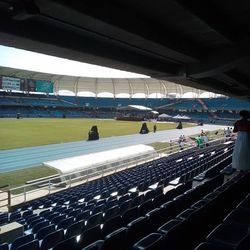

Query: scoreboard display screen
<box><xmin>1</xmin><ymin>76</ymin><xmax>21</xmax><ymax>90</ymax></box>
<box><xmin>0</xmin><ymin>76</ymin><xmax>54</xmax><ymax>93</ymax></box>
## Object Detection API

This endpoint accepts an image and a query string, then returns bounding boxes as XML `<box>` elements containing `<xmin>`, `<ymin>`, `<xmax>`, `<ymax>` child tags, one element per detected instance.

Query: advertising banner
<box><xmin>1</xmin><ymin>76</ymin><xmax>20</xmax><ymax>90</ymax></box>
<box><xmin>35</xmin><ymin>80</ymin><xmax>53</xmax><ymax>93</ymax></box>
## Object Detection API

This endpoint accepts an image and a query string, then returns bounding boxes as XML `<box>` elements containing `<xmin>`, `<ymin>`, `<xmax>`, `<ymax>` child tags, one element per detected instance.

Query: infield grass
<box><xmin>0</xmin><ymin>118</ymin><xmax>194</xmax><ymax>150</ymax></box>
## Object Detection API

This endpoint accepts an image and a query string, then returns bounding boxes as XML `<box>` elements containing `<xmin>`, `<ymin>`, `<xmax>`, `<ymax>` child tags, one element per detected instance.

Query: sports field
<box><xmin>0</xmin><ymin>118</ymin><xmax>194</xmax><ymax>150</ymax></box>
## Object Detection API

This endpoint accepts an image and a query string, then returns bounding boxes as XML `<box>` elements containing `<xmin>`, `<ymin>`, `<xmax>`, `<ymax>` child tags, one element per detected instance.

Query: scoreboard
<box><xmin>0</xmin><ymin>76</ymin><xmax>54</xmax><ymax>93</ymax></box>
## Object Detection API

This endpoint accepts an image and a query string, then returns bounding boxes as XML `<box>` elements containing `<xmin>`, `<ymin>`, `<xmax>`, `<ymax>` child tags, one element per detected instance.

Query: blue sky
<box><xmin>0</xmin><ymin>45</ymin><xmax>149</xmax><ymax>78</ymax></box>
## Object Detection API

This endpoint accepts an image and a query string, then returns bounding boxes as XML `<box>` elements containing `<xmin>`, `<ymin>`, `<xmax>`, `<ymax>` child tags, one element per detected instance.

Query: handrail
<box><xmin>7</xmin><ymin>135</ymin><xmax>230</xmax><ymax>207</ymax></box>
<box><xmin>0</xmin><ymin>189</ymin><xmax>10</xmax><ymax>208</ymax></box>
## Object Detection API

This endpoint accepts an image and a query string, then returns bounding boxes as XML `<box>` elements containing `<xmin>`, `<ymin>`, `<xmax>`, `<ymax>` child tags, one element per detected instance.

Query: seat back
<box><xmin>102</xmin><ymin>227</ymin><xmax>127</xmax><ymax>250</ymax></box>
<box><xmin>79</xmin><ymin>224</ymin><xmax>102</xmax><ymax>248</ymax></box>
<box><xmin>132</xmin><ymin>233</ymin><xmax>165</xmax><ymax>250</ymax></box>
<box><xmin>57</xmin><ymin>216</ymin><xmax>74</xmax><ymax>230</ymax></box>
<box><xmin>11</xmin><ymin>234</ymin><xmax>34</xmax><ymax>250</ymax></box>
<box><xmin>65</xmin><ymin>219</ymin><xmax>85</xmax><ymax>239</ymax></box>
<box><xmin>15</xmin><ymin>240</ymin><xmax>39</xmax><ymax>250</ymax></box>
<box><xmin>32</xmin><ymin>220</ymin><xmax>49</xmax><ymax>234</ymax></box>
<box><xmin>86</xmin><ymin>212</ymin><xmax>103</xmax><ymax>229</ymax></box>
<box><xmin>127</xmin><ymin>217</ymin><xmax>150</xmax><ymax>248</ymax></box>
<box><xmin>53</xmin><ymin>236</ymin><xmax>79</xmax><ymax>250</ymax></box>
<box><xmin>102</xmin><ymin>216</ymin><xmax>123</xmax><ymax>236</ymax></box>
<box><xmin>41</xmin><ymin>228</ymin><xmax>64</xmax><ymax>250</ymax></box>
<box><xmin>36</xmin><ymin>224</ymin><xmax>56</xmax><ymax>240</ymax></box>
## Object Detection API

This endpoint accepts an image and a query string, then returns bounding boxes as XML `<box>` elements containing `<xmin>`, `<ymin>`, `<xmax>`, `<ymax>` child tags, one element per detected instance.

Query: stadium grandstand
<box><xmin>1</xmin><ymin>1</ymin><xmax>250</xmax><ymax>250</ymax></box>
<box><xmin>1</xmin><ymin>66</ymin><xmax>250</xmax><ymax>125</ymax></box>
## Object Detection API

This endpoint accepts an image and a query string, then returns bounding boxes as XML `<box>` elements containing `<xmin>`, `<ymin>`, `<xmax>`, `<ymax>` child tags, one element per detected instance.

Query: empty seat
<box><xmin>0</xmin><ymin>243</ymin><xmax>9</xmax><ymax>250</ymax></box>
<box><xmin>53</xmin><ymin>236</ymin><xmax>79</xmax><ymax>250</ymax></box>
<box><xmin>51</xmin><ymin>214</ymin><xmax>66</xmax><ymax>225</ymax></box>
<box><xmin>122</xmin><ymin>207</ymin><xmax>140</xmax><ymax>225</ymax></box>
<box><xmin>32</xmin><ymin>220</ymin><xmax>49</xmax><ymax>234</ymax></box>
<box><xmin>206</xmin><ymin>222</ymin><xmax>249</xmax><ymax>248</ymax></box>
<box><xmin>194</xmin><ymin>242</ymin><xmax>234</xmax><ymax>250</ymax></box>
<box><xmin>120</xmin><ymin>199</ymin><xmax>133</xmax><ymax>215</ymax></box>
<box><xmin>102</xmin><ymin>216</ymin><xmax>123</xmax><ymax>236</ymax></box>
<box><xmin>57</xmin><ymin>216</ymin><xmax>74</xmax><ymax>230</ymax></box>
<box><xmin>15</xmin><ymin>240</ymin><xmax>39</xmax><ymax>250</ymax></box>
<box><xmin>81</xmin><ymin>240</ymin><xmax>103</xmax><ymax>250</ymax></box>
<box><xmin>153</xmin><ymin>194</ymin><xmax>165</xmax><ymax>208</ymax></box>
<box><xmin>146</xmin><ymin>208</ymin><xmax>165</xmax><ymax>231</ymax></box>
<box><xmin>176</xmin><ymin>208</ymin><xmax>197</xmax><ymax>220</ymax></box>
<box><xmin>40</xmin><ymin>229</ymin><xmax>64</xmax><ymax>250</ymax></box>
<box><xmin>22</xmin><ymin>210</ymin><xmax>33</xmax><ymax>218</ymax></box>
<box><xmin>65</xmin><ymin>220</ymin><xmax>85</xmax><ymax>239</ymax></box>
<box><xmin>103</xmin><ymin>205</ymin><xmax>119</xmax><ymax>221</ymax></box>
<box><xmin>75</xmin><ymin>210</ymin><xmax>90</xmax><ymax>221</ymax></box>
<box><xmin>11</xmin><ymin>234</ymin><xmax>34</xmax><ymax>250</ymax></box>
<box><xmin>127</xmin><ymin>217</ymin><xmax>151</xmax><ymax>248</ymax></box>
<box><xmin>29</xmin><ymin>218</ymin><xmax>44</xmax><ymax>229</ymax></box>
<box><xmin>158</xmin><ymin>219</ymin><xmax>189</xmax><ymax>249</ymax></box>
<box><xmin>9</xmin><ymin>212</ymin><xmax>21</xmax><ymax>222</ymax></box>
<box><xmin>223</xmin><ymin>208</ymin><xmax>250</xmax><ymax>226</ymax></box>
<box><xmin>36</xmin><ymin>224</ymin><xmax>55</xmax><ymax>240</ymax></box>
<box><xmin>139</xmin><ymin>200</ymin><xmax>153</xmax><ymax>215</ymax></box>
<box><xmin>79</xmin><ymin>224</ymin><xmax>102</xmax><ymax>248</ymax></box>
<box><xmin>102</xmin><ymin>227</ymin><xmax>127</xmax><ymax>250</ymax></box>
<box><xmin>132</xmin><ymin>233</ymin><xmax>165</xmax><ymax>250</ymax></box>
<box><xmin>86</xmin><ymin>212</ymin><xmax>103</xmax><ymax>229</ymax></box>
<box><xmin>92</xmin><ymin>205</ymin><xmax>105</xmax><ymax>215</ymax></box>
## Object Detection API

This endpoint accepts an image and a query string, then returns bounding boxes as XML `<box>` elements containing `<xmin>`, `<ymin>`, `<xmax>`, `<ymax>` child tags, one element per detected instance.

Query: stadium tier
<box><xmin>1</xmin><ymin>141</ymin><xmax>250</xmax><ymax>250</ymax></box>
<box><xmin>1</xmin><ymin>92</ymin><xmax>250</xmax><ymax>123</ymax></box>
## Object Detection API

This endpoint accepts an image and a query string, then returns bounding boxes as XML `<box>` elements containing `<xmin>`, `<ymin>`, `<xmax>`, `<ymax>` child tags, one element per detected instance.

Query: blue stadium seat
<box><xmin>65</xmin><ymin>220</ymin><xmax>85</xmax><ymax>239</ymax></box>
<box><xmin>36</xmin><ymin>224</ymin><xmax>56</xmax><ymax>240</ymax></box>
<box><xmin>79</xmin><ymin>224</ymin><xmax>102</xmax><ymax>248</ymax></box>
<box><xmin>102</xmin><ymin>227</ymin><xmax>127</xmax><ymax>250</ymax></box>
<box><xmin>0</xmin><ymin>243</ymin><xmax>9</xmax><ymax>250</ymax></box>
<box><xmin>40</xmin><ymin>229</ymin><xmax>64</xmax><ymax>250</ymax></box>
<box><xmin>102</xmin><ymin>216</ymin><xmax>124</xmax><ymax>236</ymax></box>
<box><xmin>81</xmin><ymin>240</ymin><xmax>103</xmax><ymax>250</ymax></box>
<box><xmin>15</xmin><ymin>240</ymin><xmax>39</xmax><ymax>250</ymax></box>
<box><xmin>52</xmin><ymin>236</ymin><xmax>79</xmax><ymax>250</ymax></box>
<box><xmin>132</xmin><ymin>233</ymin><xmax>165</xmax><ymax>250</ymax></box>
<box><xmin>11</xmin><ymin>234</ymin><xmax>34</xmax><ymax>250</ymax></box>
<box><xmin>206</xmin><ymin>223</ymin><xmax>249</xmax><ymax>248</ymax></box>
<box><xmin>127</xmin><ymin>217</ymin><xmax>151</xmax><ymax>248</ymax></box>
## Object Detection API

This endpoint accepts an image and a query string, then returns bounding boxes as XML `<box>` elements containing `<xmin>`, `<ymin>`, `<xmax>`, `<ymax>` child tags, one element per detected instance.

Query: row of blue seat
<box><xmin>0</xmin><ymin>168</ymin><xmax>227</xmax><ymax>250</ymax></box>
<box><xmin>82</xmin><ymin>172</ymin><xmax>250</xmax><ymax>250</ymax></box>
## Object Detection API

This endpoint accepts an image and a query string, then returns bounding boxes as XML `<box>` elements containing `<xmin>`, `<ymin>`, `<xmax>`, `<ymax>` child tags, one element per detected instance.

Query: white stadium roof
<box><xmin>0</xmin><ymin>66</ymin><xmax>220</xmax><ymax>98</ymax></box>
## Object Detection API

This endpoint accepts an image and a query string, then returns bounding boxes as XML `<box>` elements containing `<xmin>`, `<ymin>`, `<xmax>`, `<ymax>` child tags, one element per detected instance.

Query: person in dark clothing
<box><xmin>176</xmin><ymin>121</ymin><xmax>183</xmax><ymax>129</ymax></box>
<box><xmin>88</xmin><ymin>125</ymin><xmax>99</xmax><ymax>140</ymax></box>
<box><xmin>153</xmin><ymin>124</ymin><xmax>157</xmax><ymax>133</ymax></box>
<box><xmin>140</xmin><ymin>122</ymin><xmax>149</xmax><ymax>134</ymax></box>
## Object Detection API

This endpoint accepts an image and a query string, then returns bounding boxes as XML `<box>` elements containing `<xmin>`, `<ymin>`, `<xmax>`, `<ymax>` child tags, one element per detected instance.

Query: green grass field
<box><xmin>0</xmin><ymin>118</ymin><xmax>194</xmax><ymax>150</ymax></box>
<box><xmin>0</xmin><ymin>166</ymin><xmax>58</xmax><ymax>193</ymax></box>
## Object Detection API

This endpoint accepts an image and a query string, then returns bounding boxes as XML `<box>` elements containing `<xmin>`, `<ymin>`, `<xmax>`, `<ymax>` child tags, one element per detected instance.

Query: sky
<box><xmin>0</xmin><ymin>45</ymin><xmax>149</xmax><ymax>78</ymax></box>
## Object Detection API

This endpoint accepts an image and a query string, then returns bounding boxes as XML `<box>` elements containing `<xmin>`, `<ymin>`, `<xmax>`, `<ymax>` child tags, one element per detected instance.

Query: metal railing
<box><xmin>7</xmin><ymin>135</ymin><xmax>230</xmax><ymax>208</ymax></box>
<box><xmin>0</xmin><ymin>185</ymin><xmax>10</xmax><ymax>208</ymax></box>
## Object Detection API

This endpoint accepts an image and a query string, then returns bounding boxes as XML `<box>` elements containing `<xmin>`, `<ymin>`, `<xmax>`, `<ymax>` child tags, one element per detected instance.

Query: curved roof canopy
<box><xmin>0</xmin><ymin>66</ymin><xmax>209</xmax><ymax>97</ymax></box>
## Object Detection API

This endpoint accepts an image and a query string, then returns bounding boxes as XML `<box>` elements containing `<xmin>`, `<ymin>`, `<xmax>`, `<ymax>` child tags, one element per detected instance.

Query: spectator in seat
<box><xmin>232</xmin><ymin>110</ymin><xmax>250</xmax><ymax>172</ymax></box>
